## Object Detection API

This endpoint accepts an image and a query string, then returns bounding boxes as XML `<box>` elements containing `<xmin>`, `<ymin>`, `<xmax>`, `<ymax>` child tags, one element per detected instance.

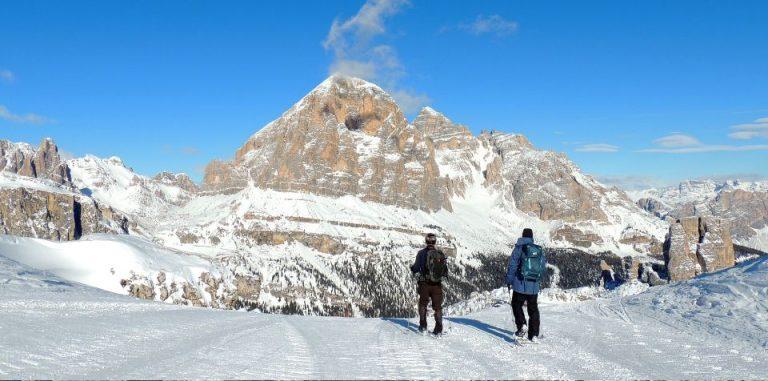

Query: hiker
<box><xmin>506</xmin><ymin>228</ymin><xmax>547</xmax><ymax>342</ymax></box>
<box><xmin>410</xmin><ymin>233</ymin><xmax>449</xmax><ymax>335</ymax></box>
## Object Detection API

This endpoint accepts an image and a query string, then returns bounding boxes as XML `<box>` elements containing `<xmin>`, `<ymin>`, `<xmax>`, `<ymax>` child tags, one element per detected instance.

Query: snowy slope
<box><xmin>0</xmin><ymin>234</ymin><xmax>213</xmax><ymax>295</ymax></box>
<box><xmin>1</xmin><ymin>255</ymin><xmax>766</xmax><ymax>379</ymax></box>
<box><xmin>67</xmin><ymin>155</ymin><xmax>194</xmax><ymax>228</ymax></box>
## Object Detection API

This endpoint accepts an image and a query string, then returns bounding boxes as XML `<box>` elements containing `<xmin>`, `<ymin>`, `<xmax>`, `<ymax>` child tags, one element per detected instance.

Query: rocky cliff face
<box><xmin>664</xmin><ymin>216</ymin><xmax>735</xmax><ymax>281</ymax></box>
<box><xmin>0</xmin><ymin>138</ymin><xmax>71</xmax><ymax>185</ymax></box>
<box><xmin>203</xmin><ymin>75</ymin><xmax>451</xmax><ymax>212</ymax></box>
<box><xmin>632</xmin><ymin>180</ymin><xmax>768</xmax><ymax>251</ymax></box>
<box><xmin>0</xmin><ymin>140</ymin><xmax>128</xmax><ymax>241</ymax></box>
<box><xmin>0</xmin><ymin>186</ymin><xmax>128</xmax><ymax>240</ymax></box>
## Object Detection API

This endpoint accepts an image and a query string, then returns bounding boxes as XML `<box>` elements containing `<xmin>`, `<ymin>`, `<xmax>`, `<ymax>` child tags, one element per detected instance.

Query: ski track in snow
<box><xmin>2</xmin><ymin>255</ymin><xmax>767</xmax><ymax>379</ymax></box>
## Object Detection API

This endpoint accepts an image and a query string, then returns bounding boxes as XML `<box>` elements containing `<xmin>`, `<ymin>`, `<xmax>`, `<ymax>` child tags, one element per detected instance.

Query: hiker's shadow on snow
<box><xmin>446</xmin><ymin>317</ymin><xmax>518</xmax><ymax>343</ymax></box>
<box><xmin>382</xmin><ymin>318</ymin><xmax>420</xmax><ymax>333</ymax></box>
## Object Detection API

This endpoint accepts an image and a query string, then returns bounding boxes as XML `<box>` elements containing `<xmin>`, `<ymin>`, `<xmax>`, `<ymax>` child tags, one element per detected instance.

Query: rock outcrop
<box><xmin>664</xmin><ymin>216</ymin><xmax>735</xmax><ymax>281</ymax></box>
<box><xmin>0</xmin><ymin>138</ymin><xmax>72</xmax><ymax>185</ymax></box>
<box><xmin>0</xmin><ymin>187</ymin><xmax>128</xmax><ymax>240</ymax></box>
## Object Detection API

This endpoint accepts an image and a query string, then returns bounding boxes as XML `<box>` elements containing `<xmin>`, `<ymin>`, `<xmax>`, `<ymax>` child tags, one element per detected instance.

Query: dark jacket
<box><xmin>411</xmin><ymin>246</ymin><xmax>433</xmax><ymax>282</ymax></box>
<box><xmin>505</xmin><ymin>237</ymin><xmax>547</xmax><ymax>295</ymax></box>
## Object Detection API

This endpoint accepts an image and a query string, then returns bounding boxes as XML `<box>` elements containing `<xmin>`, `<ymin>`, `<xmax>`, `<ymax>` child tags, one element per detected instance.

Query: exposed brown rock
<box><xmin>129</xmin><ymin>283</ymin><xmax>155</xmax><ymax>300</ymax></box>
<box><xmin>482</xmin><ymin>131</ymin><xmax>609</xmax><ymax>223</ymax></box>
<box><xmin>552</xmin><ymin>226</ymin><xmax>603</xmax><ymax>248</ymax></box>
<box><xmin>0</xmin><ymin>187</ymin><xmax>128</xmax><ymax>240</ymax></box>
<box><xmin>237</xmin><ymin>230</ymin><xmax>347</xmax><ymax>255</ymax></box>
<box><xmin>664</xmin><ymin>216</ymin><xmax>736</xmax><ymax>281</ymax></box>
<box><xmin>0</xmin><ymin>138</ymin><xmax>71</xmax><ymax>185</ymax></box>
<box><xmin>202</xmin><ymin>75</ymin><xmax>451</xmax><ymax>212</ymax></box>
<box><xmin>182</xmin><ymin>283</ymin><xmax>203</xmax><ymax>307</ymax></box>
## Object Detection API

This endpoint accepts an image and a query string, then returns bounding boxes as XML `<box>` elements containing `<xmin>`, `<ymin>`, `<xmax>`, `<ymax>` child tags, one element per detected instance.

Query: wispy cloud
<box><xmin>323</xmin><ymin>0</ymin><xmax>429</xmax><ymax>114</ymax></box>
<box><xmin>639</xmin><ymin>131</ymin><xmax>768</xmax><ymax>153</ymax></box>
<box><xmin>0</xmin><ymin>69</ymin><xmax>14</xmax><ymax>83</ymax></box>
<box><xmin>639</xmin><ymin>144</ymin><xmax>768</xmax><ymax>153</ymax></box>
<box><xmin>574</xmin><ymin>143</ymin><xmax>619</xmax><ymax>153</ymax></box>
<box><xmin>459</xmin><ymin>14</ymin><xmax>518</xmax><ymax>37</ymax></box>
<box><xmin>728</xmin><ymin>117</ymin><xmax>768</xmax><ymax>140</ymax></box>
<box><xmin>0</xmin><ymin>105</ymin><xmax>53</xmax><ymax>125</ymax></box>
<box><xmin>652</xmin><ymin>133</ymin><xmax>701</xmax><ymax>148</ymax></box>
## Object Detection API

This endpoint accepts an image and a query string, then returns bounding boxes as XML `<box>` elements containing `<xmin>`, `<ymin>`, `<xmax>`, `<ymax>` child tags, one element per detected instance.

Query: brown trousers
<box><xmin>418</xmin><ymin>281</ymin><xmax>443</xmax><ymax>328</ymax></box>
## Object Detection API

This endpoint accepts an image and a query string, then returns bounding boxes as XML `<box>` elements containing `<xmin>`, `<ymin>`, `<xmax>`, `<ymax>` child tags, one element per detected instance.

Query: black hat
<box><xmin>425</xmin><ymin>233</ymin><xmax>437</xmax><ymax>245</ymax></box>
<box><xmin>522</xmin><ymin>228</ymin><xmax>533</xmax><ymax>238</ymax></box>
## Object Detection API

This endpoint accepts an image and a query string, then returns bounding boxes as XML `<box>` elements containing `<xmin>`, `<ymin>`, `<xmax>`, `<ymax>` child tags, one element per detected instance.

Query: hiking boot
<box><xmin>418</xmin><ymin>325</ymin><xmax>427</xmax><ymax>333</ymax></box>
<box><xmin>432</xmin><ymin>324</ymin><xmax>443</xmax><ymax>335</ymax></box>
<box><xmin>528</xmin><ymin>336</ymin><xmax>538</xmax><ymax>343</ymax></box>
<box><xmin>515</xmin><ymin>325</ymin><xmax>527</xmax><ymax>338</ymax></box>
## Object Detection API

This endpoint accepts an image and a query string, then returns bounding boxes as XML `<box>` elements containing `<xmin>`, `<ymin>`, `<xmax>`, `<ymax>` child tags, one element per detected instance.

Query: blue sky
<box><xmin>1</xmin><ymin>0</ymin><xmax>767</xmax><ymax>188</ymax></box>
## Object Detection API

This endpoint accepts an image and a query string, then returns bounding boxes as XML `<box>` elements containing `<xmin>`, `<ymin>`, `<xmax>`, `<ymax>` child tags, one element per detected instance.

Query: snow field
<box><xmin>1</xmin><ymin>255</ymin><xmax>766</xmax><ymax>379</ymax></box>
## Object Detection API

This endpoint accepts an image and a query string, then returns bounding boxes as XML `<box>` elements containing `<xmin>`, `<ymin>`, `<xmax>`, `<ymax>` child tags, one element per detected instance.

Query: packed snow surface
<box><xmin>1</xmin><ymin>255</ymin><xmax>766</xmax><ymax>379</ymax></box>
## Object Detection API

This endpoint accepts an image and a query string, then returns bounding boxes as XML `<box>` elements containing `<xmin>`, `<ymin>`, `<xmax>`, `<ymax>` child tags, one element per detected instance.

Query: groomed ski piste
<box><xmin>2</xmin><ymin>248</ymin><xmax>766</xmax><ymax>379</ymax></box>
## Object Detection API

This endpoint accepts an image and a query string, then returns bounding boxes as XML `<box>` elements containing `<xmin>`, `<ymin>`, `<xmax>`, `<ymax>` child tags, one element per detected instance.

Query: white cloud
<box><xmin>653</xmin><ymin>133</ymin><xmax>701</xmax><ymax>148</ymax></box>
<box><xmin>0</xmin><ymin>69</ymin><xmax>14</xmax><ymax>83</ymax></box>
<box><xmin>323</xmin><ymin>0</ymin><xmax>429</xmax><ymax>113</ymax></box>
<box><xmin>728</xmin><ymin>117</ymin><xmax>768</xmax><ymax>140</ymax></box>
<box><xmin>574</xmin><ymin>143</ymin><xmax>619</xmax><ymax>153</ymax></box>
<box><xmin>640</xmin><ymin>131</ymin><xmax>768</xmax><ymax>153</ymax></box>
<box><xmin>460</xmin><ymin>14</ymin><xmax>518</xmax><ymax>37</ymax></box>
<box><xmin>0</xmin><ymin>105</ymin><xmax>53</xmax><ymax>125</ymax></box>
<box><xmin>639</xmin><ymin>144</ymin><xmax>768</xmax><ymax>153</ymax></box>
<box><xmin>390</xmin><ymin>89</ymin><xmax>431</xmax><ymax>115</ymax></box>
<box><xmin>328</xmin><ymin>60</ymin><xmax>377</xmax><ymax>80</ymax></box>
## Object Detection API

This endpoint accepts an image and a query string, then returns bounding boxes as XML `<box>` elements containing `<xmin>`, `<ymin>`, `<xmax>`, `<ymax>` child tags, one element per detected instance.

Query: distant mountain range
<box><xmin>630</xmin><ymin>179</ymin><xmax>768</xmax><ymax>251</ymax></box>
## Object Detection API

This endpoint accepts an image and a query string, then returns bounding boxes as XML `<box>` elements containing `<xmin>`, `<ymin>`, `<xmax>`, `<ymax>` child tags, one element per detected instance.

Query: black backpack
<box><xmin>424</xmin><ymin>249</ymin><xmax>448</xmax><ymax>283</ymax></box>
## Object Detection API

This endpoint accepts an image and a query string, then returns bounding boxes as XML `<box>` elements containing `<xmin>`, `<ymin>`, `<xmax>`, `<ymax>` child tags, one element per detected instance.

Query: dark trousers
<box><xmin>511</xmin><ymin>291</ymin><xmax>540</xmax><ymax>339</ymax></box>
<box><xmin>418</xmin><ymin>282</ymin><xmax>443</xmax><ymax>328</ymax></box>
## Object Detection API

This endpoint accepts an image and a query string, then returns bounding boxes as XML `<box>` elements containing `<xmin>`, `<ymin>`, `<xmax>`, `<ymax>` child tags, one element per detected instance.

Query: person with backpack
<box><xmin>410</xmin><ymin>233</ymin><xmax>448</xmax><ymax>335</ymax></box>
<box><xmin>506</xmin><ymin>228</ymin><xmax>547</xmax><ymax>342</ymax></box>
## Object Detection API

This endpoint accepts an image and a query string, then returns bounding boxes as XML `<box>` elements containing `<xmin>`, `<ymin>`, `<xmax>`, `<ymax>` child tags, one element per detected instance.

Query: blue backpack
<box><xmin>519</xmin><ymin>243</ymin><xmax>545</xmax><ymax>281</ymax></box>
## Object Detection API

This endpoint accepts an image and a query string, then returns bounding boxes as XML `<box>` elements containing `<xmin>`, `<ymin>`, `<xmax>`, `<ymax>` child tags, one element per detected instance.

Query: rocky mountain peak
<box><xmin>203</xmin><ymin>75</ymin><xmax>451</xmax><ymax>211</ymax></box>
<box><xmin>153</xmin><ymin>172</ymin><xmax>199</xmax><ymax>193</ymax></box>
<box><xmin>413</xmin><ymin>107</ymin><xmax>472</xmax><ymax>140</ymax></box>
<box><xmin>0</xmin><ymin>138</ymin><xmax>71</xmax><ymax>185</ymax></box>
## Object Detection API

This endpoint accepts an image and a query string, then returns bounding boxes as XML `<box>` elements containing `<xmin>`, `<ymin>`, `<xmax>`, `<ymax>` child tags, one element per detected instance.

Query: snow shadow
<box><xmin>382</xmin><ymin>318</ymin><xmax>420</xmax><ymax>333</ymax></box>
<box><xmin>446</xmin><ymin>317</ymin><xmax>518</xmax><ymax>343</ymax></box>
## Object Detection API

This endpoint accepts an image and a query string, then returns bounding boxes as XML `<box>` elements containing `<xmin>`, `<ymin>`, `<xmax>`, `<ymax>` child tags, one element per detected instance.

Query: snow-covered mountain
<box><xmin>0</xmin><ymin>76</ymin><xmax>684</xmax><ymax>315</ymax></box>
<box><xmin>630</xmin><ymin>179</ymin><xmax>768</xmax><ymax>251</ymax></box>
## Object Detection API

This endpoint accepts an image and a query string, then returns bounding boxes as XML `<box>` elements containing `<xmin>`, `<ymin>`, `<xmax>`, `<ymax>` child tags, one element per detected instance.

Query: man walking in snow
<box><xmin>411</xmin><ymin>233</ymin><xmax>448</xmax><ymax>335</ymax></box>
<box><xmin>506</xmin><ymin>228</ymin><xmax>547</xmax><ymax>342</ymax></box>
